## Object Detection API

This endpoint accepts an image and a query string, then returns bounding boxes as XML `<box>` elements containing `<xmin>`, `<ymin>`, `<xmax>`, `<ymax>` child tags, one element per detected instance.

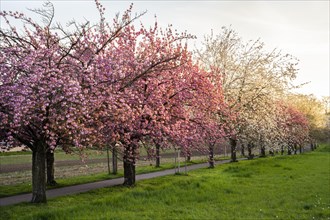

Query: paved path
<box><xmin>1</xmin><ymin>148</ymin><xmax>310</xmax><ymax>207</ymax></box>
<box><xmin>0</xmin><ymin>158</ymin><xmax>243</xmax><ymax>206</ymax></box>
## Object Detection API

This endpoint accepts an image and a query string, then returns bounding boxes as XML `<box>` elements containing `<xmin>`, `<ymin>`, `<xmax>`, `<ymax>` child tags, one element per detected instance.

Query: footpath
<box><xmin>0</xmin><ymin>158</ymin><xmax>245</xmax><ymax>206</ymax></box>
<box><xmin>1</xmin><ymin>148</ymin><xmax>309</xmax><ymax>207</ymax></box>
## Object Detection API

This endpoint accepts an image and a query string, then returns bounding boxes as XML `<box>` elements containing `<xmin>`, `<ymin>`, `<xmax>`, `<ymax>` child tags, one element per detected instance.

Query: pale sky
<box><xmin>1</xmin><ymin>0</ymin><xmax>329</xmax><ymax>99</ymax></box>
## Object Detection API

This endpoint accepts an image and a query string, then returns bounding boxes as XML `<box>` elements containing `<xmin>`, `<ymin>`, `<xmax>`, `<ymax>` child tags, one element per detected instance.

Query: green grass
<box><xmin>0</xmin><ymin>147</ymin><xmax>178</xmax><ymax>165</ymax></box>
<box><xmin>1</xmin><ymin>143</ymin><xmax>329</xmax><ymax>220</ymax></box>
<box><xmin>0</xmin><ymin>159</ymin><xmax>205</xmax><ymax>198</ymax></box>
<box><xmin>0</xmin><ymin>172</ymin><xmax>120</xmax><ymax>198</ymax></box>
<box><xmin>0</xmin><ymin>153</ymin><xmax>226</xmax><ymax>198</ymax></box>
<box><xmin>0</xmin><ymin>149</ymin><xmax>109</xmax><ymax>165</ymax></box>
<box><xmin>0</xmin><ymin>151</ymin><xmax>32</xmax><ymax>156</ymax></box>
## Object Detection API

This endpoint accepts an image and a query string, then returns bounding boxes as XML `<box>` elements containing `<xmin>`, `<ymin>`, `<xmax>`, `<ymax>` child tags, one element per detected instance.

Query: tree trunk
<box><xmin>31</xmin><ymin>141</ymin><xmax>47</xmax><ymax>203</ymax></box>
<box><xmin>123</xmin><ymin>160</ymin><xmax>135</xmax><ymax>186</ymax></box>
<box><xmin>155</xmin><ymin>143</ymin><xmax>160</xmax><ymax>168</ymax></box>
<box><xmin>112</xmin><ymin>148</ymin><xmax>118</xmax><ymax>175</ymax></box>
<box><xmin>247</xmin><ymin>143</ymin><xmax>253</xmax><ymax>159</ymax></box>
<box><xmin>209</xmin><ymin>145</ymin><xmax>215</xmax><ymax>168</ymax></box>
<box><xmin>294</xmin><ymin>144</ymin><xmax>297</xmax><ymax>154</ymax></box>
<box><xmin>46</xmin><ymin>150</ymin><xmax>57</xmax><ymax>186</ymax></box>
<box><xmin>288</xmin><ymin>145</ymin><xmax>292</xmax><ymax>155</ymax></box>
<box><xmin>230</xmin><ymin>138</ymin><xmax>237</xmax><ymax>162</ymax></box>
<box><xmin>260</xmin><ymin>146</ymin><xmax>266</xmax><ymax>157</ymax></box>
<box><xmin>299</xmin><ymin>145</ymin><xmax>302</xmax><ymax>154</ymax></box>
<box><xmin>281</xmin><ymin>146</ymin><xmax>284</xmax><ymax>155</ymax></box>
<box><xmin>241</xmin><ymin>144</ymin><xmax>245</xmax><ymax>157</ymax></box>
<box><xmin>107</xmin><ymin>146</ymin><xmax>111</xmax><ymax>175</ymax></box>
<box><xmin>123</xmin><ymin>143</ymin><xmax>136</xmax><ymax>186</ymax></box>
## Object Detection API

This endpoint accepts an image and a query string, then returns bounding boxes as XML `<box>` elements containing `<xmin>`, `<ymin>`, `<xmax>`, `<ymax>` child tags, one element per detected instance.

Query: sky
<box><xmin>1</xmin><ymin>0</ymin><xmax>329</xmax><ymax>99</ymax></box>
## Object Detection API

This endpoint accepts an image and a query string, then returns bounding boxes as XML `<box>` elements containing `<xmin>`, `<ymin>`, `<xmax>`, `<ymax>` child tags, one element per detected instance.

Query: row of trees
<box><xmin>0</xmin><ymin>1</ymin><xmax>327</xmax><ymax>203</ymax></box>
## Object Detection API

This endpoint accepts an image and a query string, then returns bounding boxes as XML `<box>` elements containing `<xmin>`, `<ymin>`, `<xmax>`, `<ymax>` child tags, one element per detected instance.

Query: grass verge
<box><xmin>0</xmin><ymin>148</ymin><xmax>176</xmax><ymax>165</ymax></box>
<box><xmin>0</xmin><ymin>158</ymin><xmax>209</xmax><ymax>198</ymax></box>
<box><xmin>1</xmin><ymin>143</ymin><xmax>329</xmax><ymax>219</ymax></box>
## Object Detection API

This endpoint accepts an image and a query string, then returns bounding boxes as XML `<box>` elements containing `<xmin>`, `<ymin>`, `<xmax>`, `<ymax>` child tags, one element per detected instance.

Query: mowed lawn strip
<box><xmin>0</xmin><ymin>148</ymin><xmax>175</xmax><ymax>165</ymax></box>
<box><xmin>1</xmin><ymin>144</ymin><xmax>329</xmax><ymax>220</ymax></box>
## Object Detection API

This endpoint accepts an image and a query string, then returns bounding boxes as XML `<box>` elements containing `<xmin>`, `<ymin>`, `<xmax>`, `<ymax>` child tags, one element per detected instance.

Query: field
<box><xmin>1</xmin><ymin>147</ymin><xmax>225</xmax><ymax>197</ymax></box>
<box><xmin>0</xmin><ymin>146</ymin><xmax>230</xmax><ymax>197</ymax></box>
<box><xmin>1</xmin><ymin>143</ymin><xmax>329</xmax><ymax>220</ymax></box>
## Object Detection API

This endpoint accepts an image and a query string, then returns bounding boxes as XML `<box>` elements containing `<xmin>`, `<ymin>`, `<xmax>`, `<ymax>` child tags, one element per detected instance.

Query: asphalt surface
<box><xmin>0</xmin><ymin>158</ymin><xmax>241</xmax><ymax>206</ymax></box>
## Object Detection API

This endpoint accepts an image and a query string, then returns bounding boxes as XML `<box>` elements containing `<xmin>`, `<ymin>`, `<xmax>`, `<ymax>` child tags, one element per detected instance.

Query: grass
<box><xmin>0</xmin><ymin>158</ymin><xmax>207</xmax><ymax>198</ymax></box>
<box><xmin>0</xmin><ymin>172</ymin><xmax>120</xmax><ymax>198</ymax></box>
<box><xmin>1</xmin><ymin>143</ymin><xmax>329</xmax><ymax>219</ymax></box>
<box><xmin>0</xmin><ymin>149</ymin><xmax>107</xmax><ymax>165</ymax></box>
<box><xmin>0</xmin><ymin>151</ymin><xmax>32</xmax><ymax>156</ymax></box>
<box><xmin>0</xmin><ymin>147</ymin><xmax>176</xmax><ymax>165</ymax></box>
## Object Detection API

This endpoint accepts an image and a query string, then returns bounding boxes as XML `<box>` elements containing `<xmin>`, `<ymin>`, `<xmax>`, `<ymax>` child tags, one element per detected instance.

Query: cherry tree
<box><xmin>238</xmin><ymin>101</ymin><xmax>279</xmax><ymax>158</ymax></box>
<box><xmin>198</xmin><ymin>27</ymin><xmax>298</xmax><ymax>162</ymax></box>
<box><xmin>93</xmin><ymin>24</ymin><xmax>232</xmax><ymax>184</ymax></box>
<box><xmin>35</xmin><ymin>1</ymin><xmax>232</xmax><ymax>185</ymax></box>
<box><xmin>275</xmin><ymin>102</ymin><xmax>309</xmax><ymax>154</ymax></box>
<box><xmin>286</xmin><ymin>94</ymin><xmax>329</xmax><ymax>144</ymax></box>
<box><xmin>0</xmin><ymin>1</ymin><xmax>145</xmax><ymax>202</ymax></box>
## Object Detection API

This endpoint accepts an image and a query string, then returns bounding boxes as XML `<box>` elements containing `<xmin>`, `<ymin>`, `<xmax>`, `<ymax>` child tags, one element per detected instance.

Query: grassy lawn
<box><xmin>0</xmin><ymin>158</ymin><xmax>209</xmax><ymax>197</ymax></box>
<box><xmin>0</xmin><ymin>149</ymin><xmax>108</xmax><ymax>165</ymax></box>
<box><xmin>0</xmin><ymin>147</ymin><xmax>177</xmax><ymax>165</ymax></box>
<box><xmin>1</xmin><ymin>143</ymin><xmax>329</xmax><ymax>220</ymax></box>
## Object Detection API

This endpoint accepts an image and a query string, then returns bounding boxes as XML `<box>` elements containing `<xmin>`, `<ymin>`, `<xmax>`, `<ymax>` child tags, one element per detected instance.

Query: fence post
<box><xmin>107</xmin><ymin>145</ymin><xmax>111</xmax><ymax>175</ymax></box>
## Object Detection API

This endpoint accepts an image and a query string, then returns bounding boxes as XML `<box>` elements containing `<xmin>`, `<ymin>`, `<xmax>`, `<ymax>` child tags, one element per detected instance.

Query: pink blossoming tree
<box><xmin>1</xmin><ymin>1</ymin><xmax>233</xmax><ymax>201</ymax></box>
<box><xmin>0</xmin><ymin>1</ymin><xmax>145</xmax><ymax>202</ymax></box>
